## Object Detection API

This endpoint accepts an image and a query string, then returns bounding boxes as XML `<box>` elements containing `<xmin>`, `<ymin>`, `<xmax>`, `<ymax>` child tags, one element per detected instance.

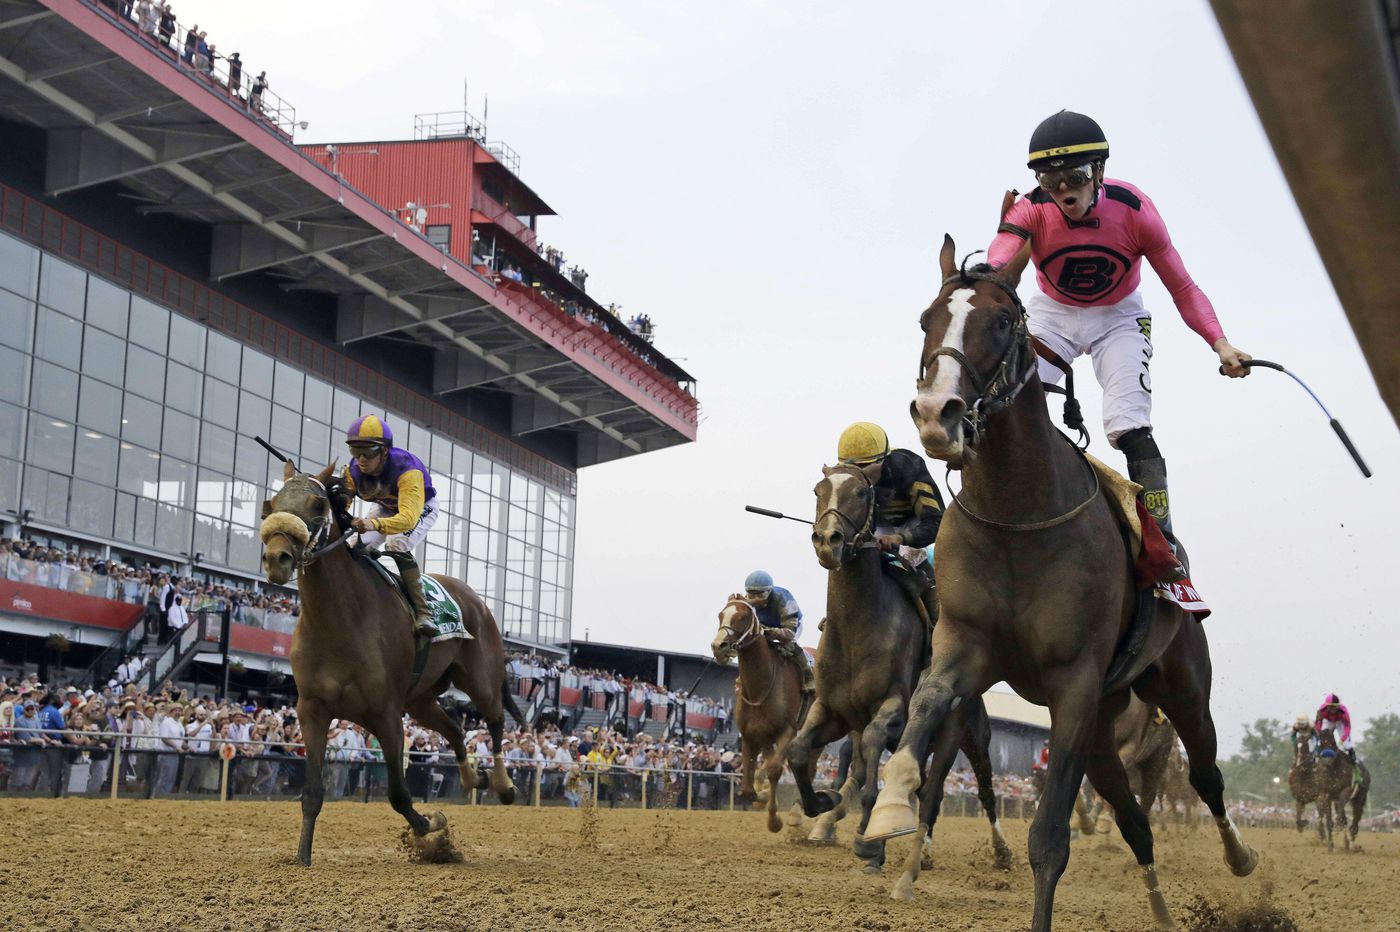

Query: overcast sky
<box><xmin>197</xmin><ymin>1</ymin><xmax>1398</xmax><ymax>753</ymax></box>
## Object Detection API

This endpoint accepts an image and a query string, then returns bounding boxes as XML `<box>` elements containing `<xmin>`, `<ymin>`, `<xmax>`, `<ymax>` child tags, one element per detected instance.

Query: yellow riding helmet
<box><xmin>837</xmin><ymin>422</ymin><xmax>889</xmax><ymax>465</ymax></box>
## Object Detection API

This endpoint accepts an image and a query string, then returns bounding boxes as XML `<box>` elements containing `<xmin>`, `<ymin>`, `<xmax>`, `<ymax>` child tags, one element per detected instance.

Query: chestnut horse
<box><xmin>862</xmin><ymin>238</ymin><xmax>1256</xmax><ymax>931</ymax></box>
<box><xmin>711</xmin><ymin>596</ymin><xmax>808</xmax><ymax>833</ymax></box>
<box><xmin>260</xmin><ymin>461</ymin><xmax>521</xmax><ymax>865</ymax></box>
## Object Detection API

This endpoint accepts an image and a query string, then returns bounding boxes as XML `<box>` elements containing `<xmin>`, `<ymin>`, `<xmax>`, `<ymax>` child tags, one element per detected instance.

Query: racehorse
<box><xmin>1289</xmin><ymin>725</ymin><xmax>1324</xmax><ymax>838</ymax></box>
<box><xmin>1315</xmin><ymin>729</ymin><xmax>1371</xmax><ymax>851</ymax></box>
<box><xmin>863</xmin><ymin>238</ymin><xmax>1256</xmax><ymax>931</ymax></box>
<box><xmin>260</xmin><ymin>461</ymin><xmax>522</xmax><ymax>865</ymax></box>
<box><xmin>711</xmin><ymin>595</ymin><xmax>808</xmax><ymax>833</ymax></box>
<box><xmin>785</xmin><ymin>460</ymin><xmax>1011</xmax><ymax>897</ymax></box>
<box><xmin>1158</xmin><ymin>740</ymin><xmax>1198</xmax><ymax>829</ymax></box>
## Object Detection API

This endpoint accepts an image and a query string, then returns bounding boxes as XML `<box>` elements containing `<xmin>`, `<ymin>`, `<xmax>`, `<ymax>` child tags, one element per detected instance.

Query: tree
<box><xmin>1220</xmin><ymin>718</ymin><xmax>1293</xmax><ymax>804</ymax></box>
<box><xmin>1360</xmin><ymin>713</ymin><xmax>1400</xmax><ymax>811</ymax></box>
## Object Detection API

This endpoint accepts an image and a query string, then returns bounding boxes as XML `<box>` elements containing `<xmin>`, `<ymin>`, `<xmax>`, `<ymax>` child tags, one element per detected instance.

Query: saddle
<box><xmin>880</xmin><ymin>553</ymin><xmax>936</xmax><ymax>669</ymax></box>
<box><xmin>355</xmin><ymin>551</ymin><xmax>468</xmax><ymax>641</ymax></box>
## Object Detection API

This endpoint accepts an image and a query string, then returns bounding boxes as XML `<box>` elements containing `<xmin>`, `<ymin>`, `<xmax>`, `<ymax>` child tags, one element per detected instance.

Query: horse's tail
<box><xmin>501</xmin><ymin>675</ymin><xmax>528</xmax><ymax>728</ymax></box>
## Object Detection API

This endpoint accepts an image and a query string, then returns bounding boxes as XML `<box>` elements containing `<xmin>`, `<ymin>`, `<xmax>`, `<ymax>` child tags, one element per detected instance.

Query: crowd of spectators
<box><xmin>95</xmin><ymin>0</ymin><xmax>276</xmax><ymax>124</ymax></box>
<box><xmin>0</xmin><ymin>536</ymin><xmax>299</xmax><ymax>635</ymax></box>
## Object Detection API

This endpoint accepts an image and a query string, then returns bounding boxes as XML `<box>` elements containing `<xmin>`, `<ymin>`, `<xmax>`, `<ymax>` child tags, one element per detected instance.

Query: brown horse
<box><xmin>863</xmin><ymin>238</ymin><xmax>1256</xmax><ymax>931</ymax></box>
<box><xmin>1085</xmin><ymin>696</ymin><xmax>1176</xmax><ymax>833</ymax></box>
<box><xmin>786</xmin><ymin>460</ymin><xmax>1009</xmax><ymax>895</ymax></box>
<box><xmin>259</xmin><ymin>461</ymin><xmax>522</xmax><ymax>865</ymax></box>
<box><xmin>711</xmin><ymin>595</ymin><xmax>807</xmax><ymax>833</ymax></box>
<box><xmin>1289</xmin><ymin>724</ymin><xmax>1324</xmax><ymax>838</ymax></box>
<box><xmin>1158</xmin><ymin>740</ymin><xmax>1198</xmax><ymax>828</ymax></box>
<box><xmin>1315</xmin><ymin>729</ymin><xmax>1370</xmax><ymax>851</ymax></box>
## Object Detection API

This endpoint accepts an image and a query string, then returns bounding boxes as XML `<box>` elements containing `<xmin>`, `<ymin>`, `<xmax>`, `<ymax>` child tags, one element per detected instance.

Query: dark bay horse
<box><xmin>1289</xmin><ymin>724</ymin><xmax>1324</xmax><ymax>838</ymax></box>
<box><xmin>786</xmin><ymin>461</ymin><xmax>1009</xmax><ymax>897</ymax></box>
<box><xmin>711</xmin><ymin>595</ymin><xmax>807</xmax><ymax>833</ymax></box>
<box><xmin>260</xmin><ymin>461</ymin><xmax>521</xmax><ymax>865</ymax></box>
<box><xmin>1315</xmin><ymin>729</ymin><xmax>1370</xmax><ymax>851</ymax></box>
<box><xmin>863</xmin><ymin>238</ymin><xmax>1256</xmax><ymax>931</ymax></box>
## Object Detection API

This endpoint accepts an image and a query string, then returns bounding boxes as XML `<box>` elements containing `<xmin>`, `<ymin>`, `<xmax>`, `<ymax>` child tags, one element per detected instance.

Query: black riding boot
<box><xmin>384</xmin><ymin>550</ymin><xmax>442</xmax><ymax>638</ymax></box>
<box><xmin>1125</xmin><ymin>456</ymin><xmax>1189</xmax><ymax>582</ymax></box>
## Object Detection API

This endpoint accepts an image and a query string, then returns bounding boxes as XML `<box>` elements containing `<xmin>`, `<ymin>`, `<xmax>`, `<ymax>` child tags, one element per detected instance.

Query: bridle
<box><xmin>717</xmin><ymin>598</ymin><xmax>780</xmax><ymax>707</ymax></box>
<box><xmin>264</xmin><ymin>476</ymin><xmax>349</xmax><ymax>569</ymax></box>
<box><xmin>918</xmin><ymin>265</ymin><xmax>1036</xmax><ymax>448</ymax></box>
<box><xmin>814</xmin><ymin>464</ymin><xmax>881</xmax><ymax>560</ymax></box>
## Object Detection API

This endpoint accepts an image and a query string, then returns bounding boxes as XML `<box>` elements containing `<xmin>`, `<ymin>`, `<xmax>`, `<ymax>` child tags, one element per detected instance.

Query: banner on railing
<box><xmin>0</xmin><ymin>578</ymin><xmax>142</xmax><ymax>630</ymax></box>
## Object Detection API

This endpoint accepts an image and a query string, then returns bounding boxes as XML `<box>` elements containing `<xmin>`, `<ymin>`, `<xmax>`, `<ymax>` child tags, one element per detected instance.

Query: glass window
<box><xmin>233</xmin><ymin>434</ymin><xmax>267</xmax><ymax>482</ymax></box>
<box><xmin>228</xmin><ymin>524</ymin><xmax>260</xmax><ymax>572</ymax></box>
<box><xmin>162</xmin><ymin>409</ymin><xmax>199</xmax><ymax>462</ymax></box>
<box><xmin>118</xmin><ymin>443</ymin><xmax>160</xmax><ymax>497</ymax></box>
<box><xmin>31</xmin><ymin>361</ymin><xmax>78</xmax><ymax>421</ymax></box>
<box><xmin>302</xmin><ymin>376</ymin><xmax>332</xmax><ymax>424</ymax></box>
<box><xmin>0</xmin><ymin>291</ymin><xmax>34</xmax><ymax>352</ymax></box>
<box><xmin>167</xmin><ymin>313</ymin><xmax>205</xmax><ymax>365</ymax></box>
<box><xmin>0</xmin><ymin>345</ymin><xmax>29</xmax><ymax>405</ymax></box>
<box><xmin>113</xmin><ymin>492</ymin><xmax>135</xmax><ymax>542</ymax></box>
<box><xmin>473</xmin><ymin>456</ymin><xmax>502</xmax><ymax>498</ymax></box>
<box><xmin>301</xmin><ymin>419</ymin><xmax>331</xmax><ymax>469</ymax></box>
<box><xmin>0</xmin><ymin>401</ymin><xmax>23</xmax><ymax>459</ymax></box>
<box><xmin>332</xmin><ymin>388</ymin><xmax>361</xmax><ymax>435</ymax></box>
<box><xmin>33</xmin><ymin>306</ymin><xmax>82</xmax><ymax>369</ymax></box>
<box><xmin>199</xmin><ymin>424</ymin><xmax>235</xmax><ymax>475</ymax></box>
<box><xmin>165</xmin><ymin>363</ymin><xmax>202</xmax><ymax>416</ymax></box>
<box><xmin>77</xmin><ymin>375</ymin><xmax>122</xmax><ymax>434</ymax></box>
<box><xmin>270</xmin><ymin>404</ymin><xmax>301</xmax><ymax>458</ymax></box>
<box><xmin>196</xmin><ymin>469</ymin><xmax>232</xmax><ymax>519</ymax></box>
<box><xmin>237</xmin><ymin>390</ymin><xmax>270</xmax><ymax>438</ymax></box>
<box><xmin>124</xmin><ymin>344</ymin><xmax>166</xmax><ymax>401</ymax></box>
<box><xmin>159</xmin><ymin>456</ymin><xmax>195</xmax><ymax>510</ymax></box>
<box><xmin>0</xmin><ymin>232</ymin><xmax>39</xmax><ymax>299</ymax></box>
<box><xmin>508</xmin><ymin>504</ymin><xmax>527</xmax><ymax>538</ymax></box>
<box><xmin>128</xmin><ymin>296</ymin><xmax>168</xmax><ymax>353</ymax></box>
<box><xmin>193</xmin><ymin>515</ymin><xmax>229</xmax><ymax>566</ymax></box>
<box><xmin>466</xmin><ymin>559</ymin><xmax>488</xmax><ymax>593</ymax></box>
<box><xmin>81</xmin><ymin>324</ymin><xmax>125</xmax><ymax>385</ymax></box>
<box><xmin>85</xmin><ymin>276</ymin><xmax>129</xmax><ymax>335</ymax></box>
<box><xmin>74</xmin><ymin>429</ymin><xmax>118</xmax><ymax>485</ymax></box>
<box><xmin>273</xmin><ymin>361</ymin><xmax>303</xmax><ymax>410</ymax></box>
<box><xmin>0</xmin><ymin>457</ymin><xmax>19</xmax><ymax>514</ymax></box>
<box><xmin>205</xmin><ymin>331</ymin><xmax>241</xmax><ymax>383</ymax></box>
<box><xmin>121</xmin><ymin>393</ymin><xmax>162</xmax><ymax>450</ymax></box>
<box><xmin>132</xmin><ymin>497</ymin><xmax>157</xmax><ymax>548</ymax></box>
<box><xmin>22</xmin><ymin>467</ymin><xmax>69</xmax><ymax>524</ymax></box>
<box><xmin>156</xmin><ymin>505</ymin><xmax>192</xmax><ymax>554</ymax></box>
<box><xmin>69</xmin><ymin>479</ymin><xmax>114</xmax><ymax>537</ymax></box>
<box><xmin>229</xmin><ymin>479</ymin><xmax>261</xmax><ymax>529</ymax></box>
<box><xmin>26</xmin><ymin>416</ymin><xmax>74</xmax><ymax>473</ymax></box>
<box><xmin>241</xmin><ymin>348</ymin><xmax>273</xmax><ymax>397</ymax></box>
<box><xmin>37</xmin><ymin>255</ymin><xmax>86</xmax><ymax>317</ymax></box>
<box><xmin>426</xmin><ymin>224</ymin><xmax>450</xmax><ymax>249</ymax></box>
<box><xmin>202</xmin><ymin>376</ymin><xmax>237</xmax><ymax>424</ymax></box>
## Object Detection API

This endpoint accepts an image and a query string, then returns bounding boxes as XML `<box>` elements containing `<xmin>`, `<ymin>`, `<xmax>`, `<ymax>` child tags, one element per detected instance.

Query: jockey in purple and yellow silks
<box><xmin>987</xmin><ymin>110</ymin><xmax>1253</xmax><ymax>584</ymax></box>
<box><xmin>342</xmin><ymin>414</ymin><xmax>458</xmax><ymax>638</ymax></box>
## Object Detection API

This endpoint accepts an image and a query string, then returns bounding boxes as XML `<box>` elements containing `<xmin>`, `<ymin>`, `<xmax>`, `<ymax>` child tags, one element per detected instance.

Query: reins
<box><xmin>267</xmin><ymin>476</ymin><xmax>351</xmax><ymax>569</ymax></box>
<box><xmin>814</xmin><ymin>465</ymin><xmax>881</xmax><ymax>560</ymax></box>
<box><xmin>945</xmin><ymin>431</ymin><xmax>1101</xmax><ymax>532</ymax></box>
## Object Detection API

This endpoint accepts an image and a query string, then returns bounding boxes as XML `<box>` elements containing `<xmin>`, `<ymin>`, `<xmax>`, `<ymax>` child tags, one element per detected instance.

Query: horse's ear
<box><xmin>282</xmin><ymin>459</ymin><xmax>296</xmax><ymax>481</ymax></box>
<box><xmin>315</xmin><ymin>460</ymin><xmax>338</xmax><ymax>486</ymax></box>
<box><xmin>260</xmin><ymin>499</ymin><xmax>274</xmax><ymax>520</ymax></box>
<box><xmin>999</xmin><ymin>241</ymin><xmax>1033</xmax><ymax>289</ymax></box>
<box><xmin>821</xmin><ymin>464</ymin><xmax>833</xmax><ymax>477</ymax></box>
<box><xmin>999</xmin><ymin>189</ymin><xmax>1018</xmax><ymax>220</ymax></box>
<box><xmin>938</xmin><ymin>234</ymin><xmax>957</xmax><ymax>282</ymax></box>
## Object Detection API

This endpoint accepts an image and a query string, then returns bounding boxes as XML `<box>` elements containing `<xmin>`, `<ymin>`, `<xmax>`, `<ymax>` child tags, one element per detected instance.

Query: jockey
<box><xmin>1314</xmin><ymin>693</ymin><xmax>1355</xmax><ymax>763</ymax></box>
<box><xmin>341</xmin><ymin>414</ymin><xmax>448</xmax><ymax>639</ymax></box>
<box><xmin>742</xmin><ymin>570</ymin><xmax>814</xmax><ymax>694</ymax></box>
<box><xmin>1032</xmin><ymin>739</ymin><xmax>1050</xmax><ymax>774</ymax></box>
<box><xmin>988</xmin><ymin>110</ymin><xmax>1253</xmax><ymax>582</ymax></box>
<box><xmin>836</xmin><ymin>421</ymin><xmax>943</xmax><ymax>622</ymax></box>
<box><xmin>1291</xmin><ymin>714</ymin><xmax>1315</xmax><ymax>755</ymax></box>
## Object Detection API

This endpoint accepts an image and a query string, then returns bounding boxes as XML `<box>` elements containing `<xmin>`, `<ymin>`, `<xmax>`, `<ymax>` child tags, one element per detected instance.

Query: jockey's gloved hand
<box><xmin>876</xmin><ymin>534</ymin><xmax>903</xmax><ymax>552</ymax></box>
<box><xmin>1213</xmin><ymin>339</ymin><xmax>1252</xmax><ymax>378</ymax></box>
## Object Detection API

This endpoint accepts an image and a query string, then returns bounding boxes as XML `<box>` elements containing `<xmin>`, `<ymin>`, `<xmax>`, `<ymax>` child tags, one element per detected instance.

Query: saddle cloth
<box><xmin>1083</xmin><ymin>453</ymin><xmax>1210</xmax><ymax>619</ymax></box>
<box><xmin>361</xmin><ymin>556</ymin><xmax>470</xmax><ymax>641</ymax></box>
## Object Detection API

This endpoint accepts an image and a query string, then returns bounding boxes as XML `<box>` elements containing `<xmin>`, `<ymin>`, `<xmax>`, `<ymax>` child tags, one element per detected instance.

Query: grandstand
<box><xmin>0</xmin><ymin>0</ymin><xmax>697</xmax><ymax>697</ymax></box>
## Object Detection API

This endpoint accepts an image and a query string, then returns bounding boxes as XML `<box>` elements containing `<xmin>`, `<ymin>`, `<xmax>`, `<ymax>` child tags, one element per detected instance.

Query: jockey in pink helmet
<box><xmin>988</xmin><ymin>111</ymin><xmax>1252</xmax><ymax>583</ymax></box>
<box><xmin>1314</xmin><ymin>693</ymin><xmax>1354</xmax><ymax>763</ymax></box>
<box><xmin>342</xmin><ymin>414</ymin><xmax>456</xmax><ymax>639</ymax></box>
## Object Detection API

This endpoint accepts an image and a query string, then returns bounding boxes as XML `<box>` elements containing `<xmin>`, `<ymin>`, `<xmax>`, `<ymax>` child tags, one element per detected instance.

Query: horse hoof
<box><xmin>767</xmin><ymin>814</ymin><xmax>783</xmax><ymax>834</ymax></box>
<box><xmin>296</xmin><ymin>853</ymin><xmax>311</xmax><ymax>867</ymax></box>
<box><xmin>862</xmin><ymin>862</ymin><xmax>884</xmax><ymax>876</ymax></box>
<box><xmin>852</xmin><ymin>833</ymin><xmax>884</xmax><ymax>860</ymax></box>
<box><xmin>426</xmin><ymin>810</ymin><xmax>448</xmax><ymax>833</ymax></box>
<box><xmin>498</xmin><ymin>787</ymin><xmax>517</xmax><ymax>806</ymax></box>
<box><xmin>890</xmin><ymin>877</ymin><xmax>915</xmax><ymax>902</ymax></box>
<box><xmin>994</xmin><ymin>847</ymin><xmax>1014</xmax><ymax>872</ymax></box>
<box><xmin>864</xmin><ymin>801</ymin><xmax>918</xmax><ymax>842</ymax></box>
<box><xmin>919</xmin><ymin>855</ymin><xmax>935</xmax><ymax>872</ymax></box>
<box><xmin>808</xmin><ymin>822</ymin><xmax>837</xmax><ymax>844</ymax></box>
<box><xmin>1226</xmin><ymin>846</ymin><xmax>1260</xmax><ymax>877</ymax></box>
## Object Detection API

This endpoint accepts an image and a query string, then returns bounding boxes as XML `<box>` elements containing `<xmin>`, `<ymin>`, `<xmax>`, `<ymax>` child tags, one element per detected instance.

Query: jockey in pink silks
<box><xmin>988</xmin><ymin>110</ymin><xmax>1253</xmax><ymax>584</ymax></box>
<box><xmin>1315</xmin><ymin>693</ymin><xmax>1355</xmax><ymax>763</ymax></box>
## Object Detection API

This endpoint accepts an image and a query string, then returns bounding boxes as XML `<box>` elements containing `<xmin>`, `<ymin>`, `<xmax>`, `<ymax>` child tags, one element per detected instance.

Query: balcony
<box><xmin>471</xmin><ymin>189</ymin><xmax>538</xmax><ymax>250</ymax></box>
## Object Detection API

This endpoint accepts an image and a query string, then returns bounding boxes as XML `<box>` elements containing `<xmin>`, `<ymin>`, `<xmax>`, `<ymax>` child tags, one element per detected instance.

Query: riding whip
<box><xmin>1222</xmin><ymin>360</ymin><xmax>1371</xmax><ymax>478</ymax></box>
<box><xmin>255</xmin><ymin>436</ymin><xmax>298</xmax><ymax>470</ymax></box>
<box><xmin>745</xmin><ymin>505</ymin><xmax>813</xmax><ymax>526</ymax></box>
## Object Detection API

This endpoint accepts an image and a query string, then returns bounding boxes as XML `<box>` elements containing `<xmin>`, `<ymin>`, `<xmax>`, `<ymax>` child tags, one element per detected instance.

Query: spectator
<box><xmin>37</xmin><ymin>692</ymin><xmax>67</xmax><ymax>794</ymax></box>
<box><xmin>167</xmin><ymin>594</ymin><xmax>190</xmax><ymax>638</ymax></box>
<box><xmin>10</xmin><ymin>700</ymin><xmax>45</xmax><ymax>791</ymax></box>
<box><xmin>182</xmin><ymin>23</ymin><xmax>198</xmax><ymax>64</ymax></box>
<box><xmin>158</xmin><ymin>5</ymin><xmax>176</xmax><ymax>50</ymax></box>
<box><xmin>136</xmin><ymin>0</ymin><xmax>158</xmax><ymax>38</ymax></box>
<box><xmin>249</xmin><ymin>71</ymin><xmax>267</xmax><ymax>115</ymax></box>
<box><xmin>227</xmin><ymin>51</ymin><xmax>242</xmax><ymax>97</ymax></box>
<box><xmin>153</xmin><ymin>703</ymin><xmax>186</xmax><ymax>793</ymax></box>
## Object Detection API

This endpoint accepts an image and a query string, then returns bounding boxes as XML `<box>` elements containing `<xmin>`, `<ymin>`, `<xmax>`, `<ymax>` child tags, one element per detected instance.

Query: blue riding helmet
<box><xmin>744</xmin><ymin>570</ymin><xmax>773</xmax><ymax>594</ymax></box>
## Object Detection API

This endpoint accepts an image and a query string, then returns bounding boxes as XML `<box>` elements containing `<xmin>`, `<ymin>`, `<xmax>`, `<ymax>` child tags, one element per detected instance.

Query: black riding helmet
<box><xmin>1027</xmin><ymin>110</ymin><xmax>1110</xmax><ymax>170</ymax></box>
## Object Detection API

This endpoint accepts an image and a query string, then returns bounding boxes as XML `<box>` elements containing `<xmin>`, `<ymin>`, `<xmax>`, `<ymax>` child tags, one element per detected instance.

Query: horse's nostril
<box><xmin>940</xmin><ymin>398</ymin><xmax>966</xmax><ymax>425</ymax></box>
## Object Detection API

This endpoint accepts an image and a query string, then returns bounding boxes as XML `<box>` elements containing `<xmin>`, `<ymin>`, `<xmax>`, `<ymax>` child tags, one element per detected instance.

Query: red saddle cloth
<box><xmin>1135</xmin><ymin>500</ymin><xmax>1210</xmax><ymax>619</ymax></box>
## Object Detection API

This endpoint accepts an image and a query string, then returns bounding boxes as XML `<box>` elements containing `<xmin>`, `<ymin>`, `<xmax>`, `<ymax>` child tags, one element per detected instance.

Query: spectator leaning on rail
<box><xmin>835</xmin><ymin>421</ymin><xmax>944</xmax><ymax>623</ymax></box>
<box><xmin>341</xmin><ymin>414</ymin><xmax>458</xmax><ymax>640</ymax></box>
<box><xmin>740</xmin><ymin>570</ymin><xmax>813</xmax><ymax>694</ymax></box>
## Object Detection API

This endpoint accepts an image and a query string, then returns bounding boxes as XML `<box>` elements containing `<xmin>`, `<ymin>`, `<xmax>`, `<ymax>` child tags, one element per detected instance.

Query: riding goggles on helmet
<box><xmin>1035</xmin><ymin>163</ymin><xmax>1096</xmax><ymax>191</ymax></box>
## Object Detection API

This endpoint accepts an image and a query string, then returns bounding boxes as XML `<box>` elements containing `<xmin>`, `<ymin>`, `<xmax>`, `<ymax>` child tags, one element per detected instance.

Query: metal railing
<box><xmin>79</xmin><ymin>0</ymin><xmax>299</xmax><ymax>137</ymax></box>
<box><xmin>470</xmin><ymin>189</ymin><xmax>538</xmax><ymax>248</ymax></box>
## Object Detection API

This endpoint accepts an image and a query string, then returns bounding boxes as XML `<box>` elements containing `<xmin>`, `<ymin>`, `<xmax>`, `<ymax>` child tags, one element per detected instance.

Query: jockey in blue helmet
<box><xmin>342</xmin><ymin>414</ymin><xmax>456</xmax><ymax>638</ymax></box>
<box><xmin>742</xmin><ymin>570</ymin><xmax>813</xmax><ymax>693</ymax></box>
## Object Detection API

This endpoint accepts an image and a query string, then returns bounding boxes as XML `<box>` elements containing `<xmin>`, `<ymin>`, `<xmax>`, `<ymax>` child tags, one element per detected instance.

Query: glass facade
<box><xmin>0</xmin><ymin>231</ymin><xmax>574</xmax><ymax>644</ymax></box>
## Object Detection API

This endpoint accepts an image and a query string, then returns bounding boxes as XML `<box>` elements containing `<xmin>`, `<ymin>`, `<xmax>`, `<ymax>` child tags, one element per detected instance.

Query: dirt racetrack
<box><xmin>1</xmin><ymin>798</ymin><xmax>1397</xmax><ymax>931</ymax></box>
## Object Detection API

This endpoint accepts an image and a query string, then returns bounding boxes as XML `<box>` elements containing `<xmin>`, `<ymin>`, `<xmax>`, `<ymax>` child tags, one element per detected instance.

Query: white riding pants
<box><xmin>1318</xmin><ymin>722</ymin><xmax>1354</xmax><ymax>751</ymax></box>
<box><xmin>1026</xmin><ymin>288</ymin><xmax>1153</xmax><ymax>448</ymax></box>
<box><xmin>357</xmin><ymin>497</ymin><xmax>440</xmax><ymax>553</ymax></box>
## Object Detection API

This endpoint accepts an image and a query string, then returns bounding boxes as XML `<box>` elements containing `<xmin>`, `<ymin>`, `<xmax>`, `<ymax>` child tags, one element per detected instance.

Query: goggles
<box><xmin>347</xmin><ymin>443</ymin><xmax>386</xmax><ymax>458</ymax></box>
<box><xmin>1035</xmin><ymin>162</ymin><xmax>1097</xmax><ymax>191</ymax></box>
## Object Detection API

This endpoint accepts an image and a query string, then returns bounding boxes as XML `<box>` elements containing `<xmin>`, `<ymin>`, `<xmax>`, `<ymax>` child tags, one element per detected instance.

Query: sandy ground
<box><xmin>1</xmin><ymin>798</ymin><xmax>1397</xmax><ymax>931</ymax></box>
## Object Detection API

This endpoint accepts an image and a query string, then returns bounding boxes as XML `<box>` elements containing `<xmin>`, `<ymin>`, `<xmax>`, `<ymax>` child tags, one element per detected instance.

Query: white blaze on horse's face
<box><xmin>812</xmin><ymin>471</ymin><xmax>860</xmax><ymax>568</ymax></box>
<box><xmin>913</xmin><ymin>288</ymin><xmax>975</xmax><ymax>462</ymax></box>
<box><xmin>711</xmin><ymin>602</ymin><xmax>746</xmax><ymax>661</ymax></box>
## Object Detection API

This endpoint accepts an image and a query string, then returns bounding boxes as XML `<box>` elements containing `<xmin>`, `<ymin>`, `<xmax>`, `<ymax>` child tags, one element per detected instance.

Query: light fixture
<box><xmin>84</xmin><ymin>432</ymin><xmax>102</xmax><ymax>439</ymax></box>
